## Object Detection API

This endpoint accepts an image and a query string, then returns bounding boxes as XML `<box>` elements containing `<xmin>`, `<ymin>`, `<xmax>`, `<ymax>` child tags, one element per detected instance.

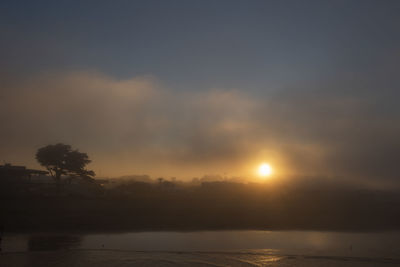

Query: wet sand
<box><xmin>1</xmin><ymin>250</ymin><xmax>400</xmax><ymax>267</ymax></box>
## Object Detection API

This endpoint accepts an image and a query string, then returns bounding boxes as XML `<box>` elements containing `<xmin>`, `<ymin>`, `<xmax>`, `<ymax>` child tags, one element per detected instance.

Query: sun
<box><xmin>258</xmin><ymin>163</ymin><xmax>273</xmax><ymax>177</ymax></box>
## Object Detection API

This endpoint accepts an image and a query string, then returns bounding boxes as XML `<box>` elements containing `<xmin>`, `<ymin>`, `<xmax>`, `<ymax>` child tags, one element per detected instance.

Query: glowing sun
<box><xmin>258</xmin><ymin>163</ymin><xmax>273</xmax><ymax>177</ymax></box>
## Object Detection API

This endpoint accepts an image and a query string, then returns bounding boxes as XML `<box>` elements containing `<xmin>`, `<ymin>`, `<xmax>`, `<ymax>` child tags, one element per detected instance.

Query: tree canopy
<box><xmin>36</xmin><ymin>143</ymin><xmax>95</xmax><ymax>183</ymax></box>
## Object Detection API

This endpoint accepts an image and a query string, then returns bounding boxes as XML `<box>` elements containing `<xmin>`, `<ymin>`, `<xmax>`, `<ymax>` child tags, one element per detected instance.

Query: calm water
<box><xmin>2</xmin><ymin>231</ymin><xmax>400</xmax><ymax>266</ymax></box>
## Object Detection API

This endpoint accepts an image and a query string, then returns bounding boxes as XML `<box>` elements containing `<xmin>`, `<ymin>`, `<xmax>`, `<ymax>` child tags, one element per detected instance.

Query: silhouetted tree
<box><xmin>36</xmin><ymin>143</ymin><xmax>95</xmax><ymax>189</ymax></box>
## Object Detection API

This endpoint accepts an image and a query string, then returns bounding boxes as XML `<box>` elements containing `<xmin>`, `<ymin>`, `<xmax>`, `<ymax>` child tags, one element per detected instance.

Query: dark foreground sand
<box><xmin>1</xmin><ymin>250</ymin><xmax>400</xmax><ymax>267</ymax></box>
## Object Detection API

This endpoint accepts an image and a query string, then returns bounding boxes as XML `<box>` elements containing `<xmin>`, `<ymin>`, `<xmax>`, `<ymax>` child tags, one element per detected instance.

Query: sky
<box><xmin>1</xmin><ymin>1</ymin><xmax>400</xmax><ymax>185</ymax></box>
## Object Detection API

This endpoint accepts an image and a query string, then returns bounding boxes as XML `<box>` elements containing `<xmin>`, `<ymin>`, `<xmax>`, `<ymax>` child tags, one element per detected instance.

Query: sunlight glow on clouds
<box><xmin>0</xmin><ymin>70</ymin><xmax>399</xmax><ymax>186</ymax></box>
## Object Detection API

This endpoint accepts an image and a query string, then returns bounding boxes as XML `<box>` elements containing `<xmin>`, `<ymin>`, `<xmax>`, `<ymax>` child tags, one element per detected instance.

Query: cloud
<box><xmin>0</xmin><ymin>71</ymin><xmax>260</xmax><ymax>176</ymax></box>
<box><xmin>1</xmin><ymin>70</ymin><xmax>399</xmax><ymax>186</ymax></box>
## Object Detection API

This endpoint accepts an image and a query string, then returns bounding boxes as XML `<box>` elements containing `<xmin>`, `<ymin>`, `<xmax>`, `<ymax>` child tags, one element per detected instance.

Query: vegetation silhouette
<box><xmin>36</xmin><ymin>143</ymin><xmax>95</xmax><ymax>191</ymax></box>
<box><xmin>1</xmin><ymin>177</ymin><xmax>400</xmax><ymax>233</ymax></box>
<box><xmin>1</xmin><ymin>146</ymin><xmax>399</xmax><ymax>233</ymax></box>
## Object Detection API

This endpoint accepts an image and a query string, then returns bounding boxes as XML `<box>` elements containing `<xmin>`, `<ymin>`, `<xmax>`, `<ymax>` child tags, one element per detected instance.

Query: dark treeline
<box><xmin>1</xmin><ymin>175</ymin><xmax>400</xmax><ymax>233</ymax></box>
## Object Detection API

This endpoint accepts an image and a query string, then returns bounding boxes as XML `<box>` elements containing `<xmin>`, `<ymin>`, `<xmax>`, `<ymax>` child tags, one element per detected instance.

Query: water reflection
<box><xmin>2</xmin><ymin>231</ymin><xmax>400</xmax><ymax>259</ymax></box>
<box><xmin>80</xmin><ymin>231</ymin><xmax>400</xmax><ymax>258</ymax></box>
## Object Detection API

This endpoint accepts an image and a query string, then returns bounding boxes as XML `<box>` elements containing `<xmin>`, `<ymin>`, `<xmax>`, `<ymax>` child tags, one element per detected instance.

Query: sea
<box><xmin>1</xmin><ymin>231</ymin><xmax>400</xmax><ymax>266</ymax></box>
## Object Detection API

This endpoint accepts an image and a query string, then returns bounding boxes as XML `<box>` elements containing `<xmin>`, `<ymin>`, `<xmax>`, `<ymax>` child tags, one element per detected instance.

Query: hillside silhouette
<box><xmin>1</xmin><ymin>171</ymin><xmax>399</xmax><ymax>233</ymax></box>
